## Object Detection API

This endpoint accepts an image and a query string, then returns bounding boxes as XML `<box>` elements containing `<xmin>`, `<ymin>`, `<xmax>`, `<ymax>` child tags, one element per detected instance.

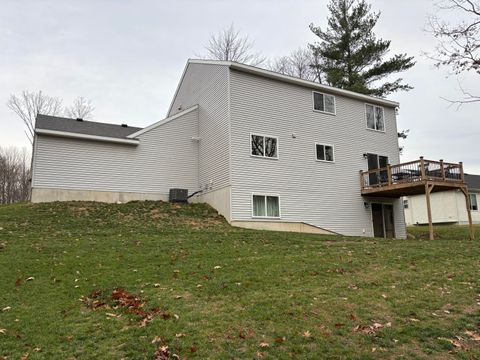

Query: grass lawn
<box><xmin>0</xmin><ymin>201</ymin><xmax>479</xmax><ymax>359</ymax></box>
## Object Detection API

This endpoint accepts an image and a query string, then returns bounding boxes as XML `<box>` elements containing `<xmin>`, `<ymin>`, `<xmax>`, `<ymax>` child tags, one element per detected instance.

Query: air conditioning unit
<box><xmin>169</xmin><ymin>188</ymin><xmax>188</xmax><ymax>203</ymax></box>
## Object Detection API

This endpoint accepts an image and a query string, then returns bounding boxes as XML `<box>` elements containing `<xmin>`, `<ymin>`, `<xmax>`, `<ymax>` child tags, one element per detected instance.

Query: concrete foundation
<box><xmin>230</xmin><ymin>220</ymin><xmax>334</xmax><ymax>234</ymax></box>
<box><xmin>191</xmin><ymin>186</ymin><xmax>231</xmax><ymax>221</ymax></box>
<box><xmin>31</xmin><ymin>188</ymin><xmax>168</xmax><ymax>203</ymax></box>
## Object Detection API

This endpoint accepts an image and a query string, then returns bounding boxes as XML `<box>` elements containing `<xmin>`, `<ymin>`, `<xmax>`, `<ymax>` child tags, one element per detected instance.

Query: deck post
<box><xmin>460</xmin><ymin>186</ymin><xmax>475</xmax><ymax>241</ymax></box>
<box><xmin>420</xmin><ymin>156</ymin><xmax>426</xmax><ymax>180</ymax></box>
<box><xmin>459</xmin><ymin>162</ymin><xmax>465</xmax><ymax>183</ymax></box>
<box><xmin>440</xmin><ymin>159</ymin><xmax>445</xmax><ymax>181</ymax></box>
<box><xmin>425</xmin><ymin>183</ymin><xmax>434</xmax><ymax>240</ymax></box>
<box><xmin>387</xmin><ymin>164</ymin><xmax>392</xmax><ymax>185</ymax></box>
<box><xmin>359</xmin><ymin>170</ymin><xmax>364</xmax><ymax>190</ymax></box>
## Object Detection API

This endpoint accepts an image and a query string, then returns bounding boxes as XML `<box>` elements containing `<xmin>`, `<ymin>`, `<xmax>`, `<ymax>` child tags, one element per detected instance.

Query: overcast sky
<box><xmin>1</xmin><ymin>0</ymin><xmax>479</xmax><ymax>173</ymax></box>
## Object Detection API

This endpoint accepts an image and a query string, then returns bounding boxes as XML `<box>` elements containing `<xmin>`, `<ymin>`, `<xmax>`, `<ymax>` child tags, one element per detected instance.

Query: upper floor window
<box><xmin>316</xmin><ymin>143</ymin><xmax>335</xmax><ymax>162</ymax></box>
<box><xmin>470</xmin><ymin>193</ymin><xmax>478</xmax><ymax>211</ymax></box>
<box><xmin>313</xmin><ymin>91</ymin><xmax>336</xmax><ymax>114</ymax></box>
<box><xmin>251</xmin><ymin>134</ymin><xmax>278</xmax><ymax>159</ymax></box>
<box><xmin>366</xmin><ymin>104</ymin><xmax>385</xmax><ymax>132</ymax></box>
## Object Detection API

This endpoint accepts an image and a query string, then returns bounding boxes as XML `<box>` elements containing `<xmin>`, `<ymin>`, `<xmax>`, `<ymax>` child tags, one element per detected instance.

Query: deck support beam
<box><xmin>460</xmin><ymin>186</ymin><xmax>475</xmax><ymax>241</ymax></box>
<box><xmin>425</xmin><ymin>183</ymin><xmax>435</xmax><ymax>240</ymax></box>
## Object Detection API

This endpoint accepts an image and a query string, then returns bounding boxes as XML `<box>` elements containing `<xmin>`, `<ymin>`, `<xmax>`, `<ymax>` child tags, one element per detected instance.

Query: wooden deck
<box><xmin>360</xmin><ymin>157</ymin><xmax>465</xmax><ymax>197</ymax></box>
<box><xmin>359</xmin><ymin>157</ymin><xmax>474</xmax><ymax>240</ymax></box>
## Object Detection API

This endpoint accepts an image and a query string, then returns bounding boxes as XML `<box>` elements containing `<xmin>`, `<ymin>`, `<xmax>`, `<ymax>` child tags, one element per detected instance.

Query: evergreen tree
<box><xmin>309</xmin><ymin>0</ymin><xmax>415</xmax><ymax>97</ymax></box>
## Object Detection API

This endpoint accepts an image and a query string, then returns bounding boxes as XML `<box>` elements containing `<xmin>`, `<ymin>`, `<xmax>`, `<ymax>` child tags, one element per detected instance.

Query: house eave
<box><xmin>128</xmin><ymin>105</ymin><xmax>199</xmax><ymax>138</ymax></box>
<box><xmin>187</xmin><ymin>59</ymin><xmax>400</xmax><ymax>108</ymax></box>
<box><xmin>35</xmin><ymin>129</ymin><xmax>140</xmax><ymax>145</ymax></box>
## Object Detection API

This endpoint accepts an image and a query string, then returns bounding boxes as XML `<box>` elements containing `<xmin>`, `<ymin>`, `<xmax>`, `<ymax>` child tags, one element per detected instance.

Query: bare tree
<box><xmin>65</xmin><ymin>96</ymin><xmax>94</xmax><ymax>120</ymax></box>
<box><xmin>269</xmin><ymin>48</ymin><xmax>318</xmax><ymax>81</ymax></box>
<box><xmin>427</xmin><ymin>0</ymin><xmax>480</xmax><ymax>103</ymax></box>
<box><xmin>201</xmin><ymin>24</ymin><xmax>265</xmax><ymax>66</ymax></box>
<box><xmin>7</xmin><ymin>91</ymin><xmax>63</xmax><ymax>143</ymax></box>
<box><xmin>0</xmin><ymin>146</ymin><xmax>31</xmax><ymax>204</ymax></box>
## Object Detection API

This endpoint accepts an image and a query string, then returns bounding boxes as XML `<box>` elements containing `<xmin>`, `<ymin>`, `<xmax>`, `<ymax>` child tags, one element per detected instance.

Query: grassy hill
<box><xmin>0</xmin><ymin>201</ymin><xmax>479</xmax><ymax>359</ymax></box>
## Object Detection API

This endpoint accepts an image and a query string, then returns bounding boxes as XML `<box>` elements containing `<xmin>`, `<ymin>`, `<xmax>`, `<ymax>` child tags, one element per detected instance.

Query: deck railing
<box><xmin>360</xmin><ymin>157</ymin><xmax>464</xmax><ymax>190</ymax></box>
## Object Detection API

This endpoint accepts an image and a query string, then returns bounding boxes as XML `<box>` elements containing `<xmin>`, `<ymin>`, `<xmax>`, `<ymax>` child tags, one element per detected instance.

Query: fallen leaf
<box><xmin>255</xmin><ymin>352</ymin><xmax>266</xmax><ymax>358</ymax></box>
<box><xmin>15</xmin><ymin>278</ymin><xmax>22</xmax><ymax>286</ymax></box>
<box><xmin>33</xmin><ymin>347</ymin><xmax>42</xmax><ymax>352</ymax></box>
<box><xmin>26</xmin><ymin>277</ymin><xmax>35</xmax><ymax>281</ymax></box>
<box><xmin>335</xmin><ymin>323</ymin><xmax>345</xmax><ymax>328</ymax></box>
<box><xmin>409</xmin><ymin>318</ymin><xmax>420</xmax><ymax>322</ymax></box>
<box><xmin>21</xmin><ymin>352</ymin><xmax>30</xmax><ymax>360</ymax></box>
<box><xmin>2</xmin><ymin>306</ymin><xmax>11</xmax><ymax>312</ymax></box>
<box><xmin>175</xmin><ymin>333</ymin><xmax>185</xmax><ymax>338</ymax></box>
<box><xmin>190</xmin><ymin>345</ymin><xmax>198</xmax><ymax>353</ymax></box>
<box><xmin>214</xmin><ymin>266</ymin><xmax>221</xmax><ymax>269</ymax></box>
<box><xmin>151</xmin><ymin>336</ymin><xmax>164</xmax><ymax>344</ymax></box>
<box><xmin>465</xmin><ymin>330</ymin><xmax>480</xmax><ymax>341</ymax></box>
<box><xmin>438</xmin><ymin>337</ymin><xmax>463</xmax><ymax>348</ymax></box>
<box><xmin>259</xmin><ymin>342</ymin><xmax>270</xmax><ymax>348</ymax></box>
<box><xmin>174</xmin><ymin>295</ymin><xmax>182</xmax><ymax>300</ymax></box>
<box><xmin>349</xmin><ymin>314</ymin><xmax>357</xmax><ymax>321</ymax></box>
<box><xmin>275</xmin><ymin>336</ymin><xmax>286</xmax><ymax>344</ymax></box>
<box><xmin>154</xmin><ymin>283</ymin><xmax>161</xmax><ymax>288</ymax></box>
<box><xmin>302</xmin><ymin>330</ymin><xmax>312</xmax><ymax>338</ymax></box>
<box><xmin>106</xmin><ymin>313</ymin><xmax>120</xmax><ymax>318</ymax></box>
<box><xmin>381</xmin><ymin>294</ymin><xmax>387</xmax><ymax>299</ymax></box>
<box><xmin>0</xmin><ymin>329</ymin><xmax>6</xmax><ymax>335</ymax></box>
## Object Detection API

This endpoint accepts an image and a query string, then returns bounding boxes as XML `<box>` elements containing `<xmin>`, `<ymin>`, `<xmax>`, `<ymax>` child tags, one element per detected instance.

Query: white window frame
<box><xmin>250</xmin><ymin>133</ymin><xmax>279</xmax><ymax>160</ymax></box>
<box><xmin>315</xmin><ymin>143</ymin><xmax>335</xmax><ymax>163</ymax></box>
<box><xmin>312</xmin><ymin>91</ymin><xmax>336</xmax><ymax>115</ymax></box>
<box><xmin>470</xmin><ymin>193</ymin><xmax>478</xmax><ymax>211</ymax></box>
<box><xmin>251</xmin><ymin>193</ymin><xmax>281</xmax><ymax>219</ymax></box>
<box><xmin>365</xmin><ymin>103</ymin><xmax>386</xmax><ymax>132</ymax></box>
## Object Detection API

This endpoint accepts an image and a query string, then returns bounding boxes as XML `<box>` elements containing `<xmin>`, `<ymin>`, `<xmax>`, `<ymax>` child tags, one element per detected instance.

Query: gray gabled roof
<box><xmin>35</xmin><ymin>114</ymin><xmax>142</xmax><ymax>139</ymax></box>
<box><xmin>465</xmin><ymin>174</ymin><xmax>480</xmax><ymax>190</ymax></box>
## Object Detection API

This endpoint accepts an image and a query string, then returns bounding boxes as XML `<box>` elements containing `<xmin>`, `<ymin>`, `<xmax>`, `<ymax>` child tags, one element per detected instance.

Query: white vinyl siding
<box><xmin>229</xmin><ymin>69</ymin><xmax>405</xmax><ymax>238</ymax></box>
<box><xmin>168</xmin><ymin>63</ymin><xmax>230</xmax><ymax>193</ymax></box>
<box><xmin>313</xmin><ymin>91</ymin><xmax>336</xmax><ymax>114</ymax></box>
<box><xmin>32</xmin><ymin>108</ymin><xmax>199</xmax><ymax>195</ymax></box>
<box><xmin>366</xmin><ymin>104</ymin><xmax>385</xmax><ymax>132</ymax></box>
<box><xmin>252</xmin><ymin>194</ymin><xmax>280</xmax><ymax>218</ymax></box>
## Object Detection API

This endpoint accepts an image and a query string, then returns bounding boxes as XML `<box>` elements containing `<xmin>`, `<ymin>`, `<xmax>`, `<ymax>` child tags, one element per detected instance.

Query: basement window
<box><xmin>252</xmin><ymin>194</ymin><xmax>280</xmax><ymax>218</ymax></box>
<box><xmin>403</xmin><ymin>199</ymin><xmax>409</xmax><ymax>209</ymax></box>
<box><xmin>470</xmin><ymin>194</ymin><xmax>478</xmax><ymax>211</ymax></box>
<box><xmin>316</xmin><ymin>143</ymin><xmax>335</xmax><ymax>162</ymax></box>
<box><xmin>313</xmin><ymin>91</ymin><xmax>336</xmax><ymax>114</ymax></box>
<box><xmin>366</xmin><ymin>104</ymin><xmax>385</xmax><ymax>131</ymax></box>
<box><xmin>251</xmin><ymin>134</ymin><xmax>278</xmax><ymax>159</ymax></box>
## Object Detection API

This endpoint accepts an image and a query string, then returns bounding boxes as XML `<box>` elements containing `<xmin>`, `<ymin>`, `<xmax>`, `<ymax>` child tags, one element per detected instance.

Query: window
<box><xmin>366</xmin><ymin>104</ymin><xmax>385</xmax><ymax>131</ymax></box>
<box><xmin>470</xmin><ymin>194</ymin><xmax>478</xmax><ymax>211</ymax></box>
<box><xmin>252</xmin><ymin>195</ymin><xmax>280</xmax><ymax>218</ymax></box>
<box><xmin>316</xmin><ymin>143</ymin><xmax>335</xmax><ymax>162</ymax></box>
<box><xmin>313</xmin><ymin>91</ymin><xmax>336</xmax><ymax>114</ymax></box>
<box><xmin>403</xmin><ymin>199</ymin><xmax>409</xmax><ymax>209</ymax></box>
<box><xmin>251</xmin><ymin>134</ymin><xmax>278</xmax><ymax>158</ymax></box>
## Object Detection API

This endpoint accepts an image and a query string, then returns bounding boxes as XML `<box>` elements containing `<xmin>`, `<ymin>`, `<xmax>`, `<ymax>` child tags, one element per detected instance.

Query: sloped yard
<box><xmin>0</xmin><ymin>201</ymin><xmax>479</xmax><ymax>359</ymax></box>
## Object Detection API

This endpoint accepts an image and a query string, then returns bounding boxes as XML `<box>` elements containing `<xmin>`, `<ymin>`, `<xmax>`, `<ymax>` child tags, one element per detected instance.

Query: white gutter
<box><xmin>127</xmin><ymin>105</ymin><xmax>199</xmax><ymax>138</ymax></box>
<box><xmin>35</xmin><ymin>129</ymin><xmax>140</xmax><ymax>145</ymax></box>
<box><xmin>188</xmin><ymin>59</ymin><xmax>399</xmax><ymax>108</ymax></box>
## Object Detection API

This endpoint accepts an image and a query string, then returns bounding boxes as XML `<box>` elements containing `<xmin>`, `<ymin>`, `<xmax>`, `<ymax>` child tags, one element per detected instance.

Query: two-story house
<box><xmin>31</xmin><ymin>59</ymin><xmax>407</xmax><ymax>238</ymax></box>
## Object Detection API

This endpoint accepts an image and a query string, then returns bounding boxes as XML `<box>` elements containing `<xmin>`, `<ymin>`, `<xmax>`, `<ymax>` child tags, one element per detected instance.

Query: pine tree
<box><xmin>309</xmin><ymin>0</ymin><xmax>415</xmax><ymax>97</ymax></box>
